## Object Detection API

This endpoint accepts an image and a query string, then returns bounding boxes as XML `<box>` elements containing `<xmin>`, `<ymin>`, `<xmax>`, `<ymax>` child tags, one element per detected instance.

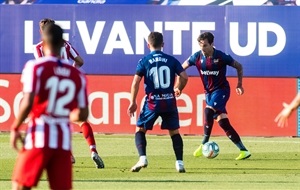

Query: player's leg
<box><xmin>193</xmin><ymin>92</ymin><xmax>216</xmax><ymax>157</ymax></box>
<box><xmin>217</xmin><ymin>115</ymin><xmax>251</xmax><ymax>160</ymax></box>
<box><xmin>131</xmin><ymin>105</ymin><xmax>157</xmax><ymax>172</ymax></box>
<box><xmin>12</xmin><ymin>148</ymin><xmax>50</xmax><ymax>190</ymax></box>
<box><xmin>131</xmin><ymin>126</ymin><xmax>148</xmax><ymax>172</ymax></box>
<box><xmin>79</xmin><ymin>121</ymin><xmax>104</xmax><ymax>168</ymax></box>
<box><xmin>161</xmin><ymin>111</ymin><xmax>185</xmax><ymax>173</ymax></box>
<box><xmin>47</xmin><ymin>149</ymin><xmax>72</xmax><ymax>190</ymax></box>
<box><xmin>193</xmin><ymin>106</ymin><xmax>215</xmax><ymax>157</ymax></box>
<box><xmin>214</xmin><ymin>88</ymin><xmax>250</xmax><ymax>159</ymax></box>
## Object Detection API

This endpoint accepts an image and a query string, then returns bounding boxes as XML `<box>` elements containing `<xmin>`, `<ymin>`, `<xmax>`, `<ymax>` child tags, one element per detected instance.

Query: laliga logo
<box><xmin>230</xmin><ymin>22</ymin><xmax>286</xmax><ymax>56</ymax></box>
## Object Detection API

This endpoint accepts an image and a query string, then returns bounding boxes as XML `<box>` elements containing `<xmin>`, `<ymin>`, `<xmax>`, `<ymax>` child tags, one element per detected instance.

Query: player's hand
<box><xmin>127</xmin><ymin>102</ymin><xmax>137</xmax><ymax>117</ymax></box>
<box><xmin>236</xmin><ymin>86</ymin><xmax>244</xmax><ymax>95</ymax></box>
<box><xmin>10</xmin><ymin>129</ymin><xmax>24</xmax><ymax>151</ymax></box>
<box><xmin>274</xmin><ymin>102</ymin><xmax>292</xmax><ymax>128</ymax></box>
<box><xmin>174</xmin><ymin>88</ymin><xmax>181</xmax><ymax>97</ymax></box>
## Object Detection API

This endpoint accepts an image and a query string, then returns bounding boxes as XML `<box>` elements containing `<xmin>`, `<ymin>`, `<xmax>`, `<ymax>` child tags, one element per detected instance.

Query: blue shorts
<box><xmin>205</xmin><ymin>88</ymin><xmax>230</xmax><ymax>118</ymax></box>
<box><xmin>137</xmin><ymin>103</ymin><xmax>180</xmax><ymax>131</ymax></box>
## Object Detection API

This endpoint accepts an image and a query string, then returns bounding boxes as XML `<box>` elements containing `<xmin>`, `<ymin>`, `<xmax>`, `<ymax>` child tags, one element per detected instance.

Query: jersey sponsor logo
<box><xmin>200</xmin><ymin>70</ymin><xmax>219</xmax><ymax>76</ymax></box>
<box><xmin>150</xmin><ymin>93</ymin><xmax>174</xmax><ymax>100</ymax></box>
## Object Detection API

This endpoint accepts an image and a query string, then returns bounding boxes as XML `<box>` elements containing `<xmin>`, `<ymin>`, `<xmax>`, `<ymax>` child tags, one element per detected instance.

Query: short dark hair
<box><xmin>39</xmin><ymin>18</ymin><xmax>55</xmax><ymax>31</ymax></box>
<box><xmin>148</xmin><ymin>32</ymin><xmax>163</xmax><ymax>48</ymax></box>
<box><xmin>43</xmin><ymin>23</ymin><xmax>63</xmax><ymax>48</ymax></box>
<box><xmin>197</xmin><ymin>32</ymin><xmax>214</xmax><ymax>45</ymax></box>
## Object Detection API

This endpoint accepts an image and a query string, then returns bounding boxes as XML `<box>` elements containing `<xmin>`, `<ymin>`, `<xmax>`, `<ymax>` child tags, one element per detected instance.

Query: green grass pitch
<box><xmin>0</xmin><ymin>133</ymin><xmax>299</xmax><ymax>189</ymax></box>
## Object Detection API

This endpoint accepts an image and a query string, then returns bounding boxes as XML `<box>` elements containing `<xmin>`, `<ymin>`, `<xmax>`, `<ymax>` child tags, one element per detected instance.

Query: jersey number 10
<box><xmin>149</xmin><ymin>66</ymin><xmax>171</xmax><ymax>89</ymax></box>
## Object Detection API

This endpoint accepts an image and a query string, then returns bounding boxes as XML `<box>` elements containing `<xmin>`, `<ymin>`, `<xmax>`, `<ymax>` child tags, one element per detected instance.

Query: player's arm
<box><xmin>181</xmin><ymin>60</ymin><xmax>190</xmax><ymax>70</ymax></box>
<box><xmin>275</xmin><ymin>93</ymin><xmax>300</xmax><ymax>127</ymax></box>
<box><xmin>70</xmin><ymin>73</ymin><xmax>89</xmax><ymax>122</ymax></box>
<box><xmin>67</xmin><ymin>42</ymin><xmax>84</xmax><ymax>68</ymax></box>
<box><xmin>33</xmin><ymin>44</ymin><xmax>43</xmax><ymax>59</ymax></box>
<box><xmin>127</xmin><ymin>74</ymin><xmax>142</xmax><ymax>117</ymax></box>
<box><xmin>10</xmin><ymin>92</ymin><xmax>34</xmax><ymax>150</ymax></box>
<box><xmin>11</xmin><ymin>92</ymin><xmax>34</xmax><ymax>131</ymax></box>
<box><xmin>231</xmin><ymin>60</ymin><xmax>244</xmax><ymax>95</ymax></box>
<box><xmin>174</xmin><ymin>60</ymin><xmax>190</xmax><ymax>91</ymax></box>
<box><xmin>175</xmin><ymin>70</ymin><xmax>188</xmax><ymax>97</ymax></box>
<box><xmin>72</xmin><ymin>55</ymin><xmax>84</xmax><ymax>68</ymax></box>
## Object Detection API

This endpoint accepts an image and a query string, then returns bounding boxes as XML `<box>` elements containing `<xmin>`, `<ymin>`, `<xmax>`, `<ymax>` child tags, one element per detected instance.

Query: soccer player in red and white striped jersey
<box><xmin>34</xmin><ymin>40</ymin><xmax>82</xmax><ymax>67</ymax></box>
<box><xmin>10</xmin><ymin>23</ymin><xmax>88</xmax><ymax>190</ymax></box>
<box><xmin>33</xmin><ymin>18</ymin><xmax>84</xmax><ymax>68</ymax></box>
<box><xmin>33</xmin><ymin>18</ymin><xmax>104</xmax><ymax>169</ymax></box>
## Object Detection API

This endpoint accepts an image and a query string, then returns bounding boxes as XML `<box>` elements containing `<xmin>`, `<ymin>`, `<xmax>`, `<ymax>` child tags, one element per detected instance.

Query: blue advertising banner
<box><xmin>0</xmin><ymin>5</ymin><xmax>299</xmax><ymax>77</ymax></box>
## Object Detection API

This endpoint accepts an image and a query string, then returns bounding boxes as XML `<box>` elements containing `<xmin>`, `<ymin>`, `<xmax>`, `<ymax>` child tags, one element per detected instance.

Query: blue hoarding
<box><xmin>0</xmin><ymin>5</ymin><xmax>299</xmax><ymax>77</ymax></box>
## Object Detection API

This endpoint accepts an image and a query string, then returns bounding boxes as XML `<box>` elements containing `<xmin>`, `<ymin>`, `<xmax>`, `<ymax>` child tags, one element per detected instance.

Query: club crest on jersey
<box><xmin>213</xmin><ymin>59</ymin><xmax>219</xmax><ymax>63</ymax></box>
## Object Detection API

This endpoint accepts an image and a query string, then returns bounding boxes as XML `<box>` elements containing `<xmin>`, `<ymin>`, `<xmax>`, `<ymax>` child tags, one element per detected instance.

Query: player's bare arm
<box><xmin>127</xmin><ymin>75</ymin><xmax>142</xmax><ymax>117</ymax></box>
<box><xmin>275</xmin><ymin>93</ymin><xmax>300</xmax><ymax>127</ymax></box>
<box><xmin>175</xmin><ymin>71</ymin><xmax>188</xmax><ymax>97</ymax></box>
<box><xmin>181</xmin><ymin>60</ymin><xmax>190</xmax><ymax>70</ymax></box>
<box><xmin>174</xmin><ymin>60</ymin><xmax>190</xmax><ymax>93</ymax></box>
<box><xmin>232</xmin><ymin>60</ymin><xmax>244</xmax><ymax>95</ymax></box>
<box><xmin>10</xmin><ymin>92</ymin><xmax>34</xmax><ymax>151</ymax></box>
<box><xmin>73</xmin><ymin>55</ymin><xmax>84</xmax><ymax>68</ymax></box>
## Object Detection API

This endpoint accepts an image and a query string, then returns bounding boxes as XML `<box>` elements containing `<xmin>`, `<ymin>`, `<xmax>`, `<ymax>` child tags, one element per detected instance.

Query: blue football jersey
<box><xmin>188</xmin><ymin>49</ymin><xmax>234</xmax><ymax>93</ymax></box>
<box><xmin>135</xmin><ymin>50</ymin><xmax>184</xmax><ymax>112</ymax></box>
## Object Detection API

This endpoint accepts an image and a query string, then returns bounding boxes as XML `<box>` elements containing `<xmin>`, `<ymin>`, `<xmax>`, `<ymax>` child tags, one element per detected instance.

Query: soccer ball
<box><xmin>202</xmin><ymin>141</ymin><xmax>219</xmax><ymax>159</ymax></box>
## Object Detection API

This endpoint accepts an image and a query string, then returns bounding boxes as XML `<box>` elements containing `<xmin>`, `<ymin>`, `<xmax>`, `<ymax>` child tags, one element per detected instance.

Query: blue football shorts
<box><xmin>205</xmin><ymin>88</ymin><xmax>230</xmax><ymax>118</ymax></box>
<box><xmin>136</xmin><ymin>103</ymin><xmax>180</xmax><ymax>131</ymax></box>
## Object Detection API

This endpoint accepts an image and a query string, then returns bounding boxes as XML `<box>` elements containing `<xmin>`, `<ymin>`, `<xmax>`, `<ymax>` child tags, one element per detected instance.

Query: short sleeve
<box><xmin>221</xmin><ymin>52</ymin><xmax>234</xmax><ymax>66</ymax></box>
<box><xmin>21</xmin><ymin>60</ymin><xmax>35</xmax><ymax>93</ymax></box>
<box><xmin>187</xmin><ymin>52</ymin><xmax>200</xmax><ymax>66</ymax></box>
<box><xmin>174</xmin><ymin>58</ymin><xmax>184</xmax><ymax>75</ymax></box>
<box><xmin>135</xmin><ymin>58</ymin><xmax>145</xmax><ymax>77</ymax></box>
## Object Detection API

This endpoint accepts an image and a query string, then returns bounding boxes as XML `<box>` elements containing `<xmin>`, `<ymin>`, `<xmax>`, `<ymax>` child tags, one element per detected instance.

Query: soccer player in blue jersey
<box><xmin>180</xmin><ymin>32</ymin><xmax>251</xmax><ymax>160</ymax></box>
<box><xmin>127</xmin><ymin>31</ymin><xmax>188</xmax><ymax>173</ymax></box>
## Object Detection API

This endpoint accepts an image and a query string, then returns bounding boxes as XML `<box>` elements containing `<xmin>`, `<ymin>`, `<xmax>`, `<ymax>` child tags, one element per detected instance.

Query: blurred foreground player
<box><xmin>127</xmin><ymin>32</ymin><xmax>188</xmax><ymax>173</ymax></box>
<box><xmin>34</xmin><ymin>18</ymin><xmax>104</xmax><ymax>168</ymax></box>
<box><xmin>10</xmin><ymin>23</ymin><xmax>88</xmax><ymax>190</ymax></box>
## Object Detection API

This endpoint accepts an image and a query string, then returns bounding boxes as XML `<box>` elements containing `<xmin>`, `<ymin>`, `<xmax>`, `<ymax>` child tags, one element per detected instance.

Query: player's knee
<box><xmin>169</xmin><ymin>129</ymin><xmax>179</xmax><ymax>136</ymax></box>
<box><xmin>216</xmin><ymin>113</ymin><xmax>228</xmax><ymax>122</ymax></box>
<box><xmin>204</xmin><ymin>107</ymin><xmax>215</xmax><ymax>125</ymax></box>
<box><xmin>136</xmin><ymin>127</ymin><xmax>146</xmax><ymax>133</ymax></box>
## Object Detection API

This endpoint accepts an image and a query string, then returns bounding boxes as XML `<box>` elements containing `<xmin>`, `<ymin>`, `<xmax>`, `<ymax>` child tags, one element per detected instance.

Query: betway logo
<box><xmin>200</xmin><ymin>70</ymin><xmax>219</xmax><ymax>76</ymax></box>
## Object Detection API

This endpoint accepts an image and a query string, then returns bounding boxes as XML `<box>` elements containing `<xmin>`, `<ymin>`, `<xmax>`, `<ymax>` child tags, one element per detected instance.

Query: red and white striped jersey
<box><xmin>34</xmin><ymin>40</ymin><xmax>80</xmax><ymax>62</ymax></box>
<box><xmin>21</xmin><ymin>56</ymin><xmax>88</xmax><ymax>150</ymax></box>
